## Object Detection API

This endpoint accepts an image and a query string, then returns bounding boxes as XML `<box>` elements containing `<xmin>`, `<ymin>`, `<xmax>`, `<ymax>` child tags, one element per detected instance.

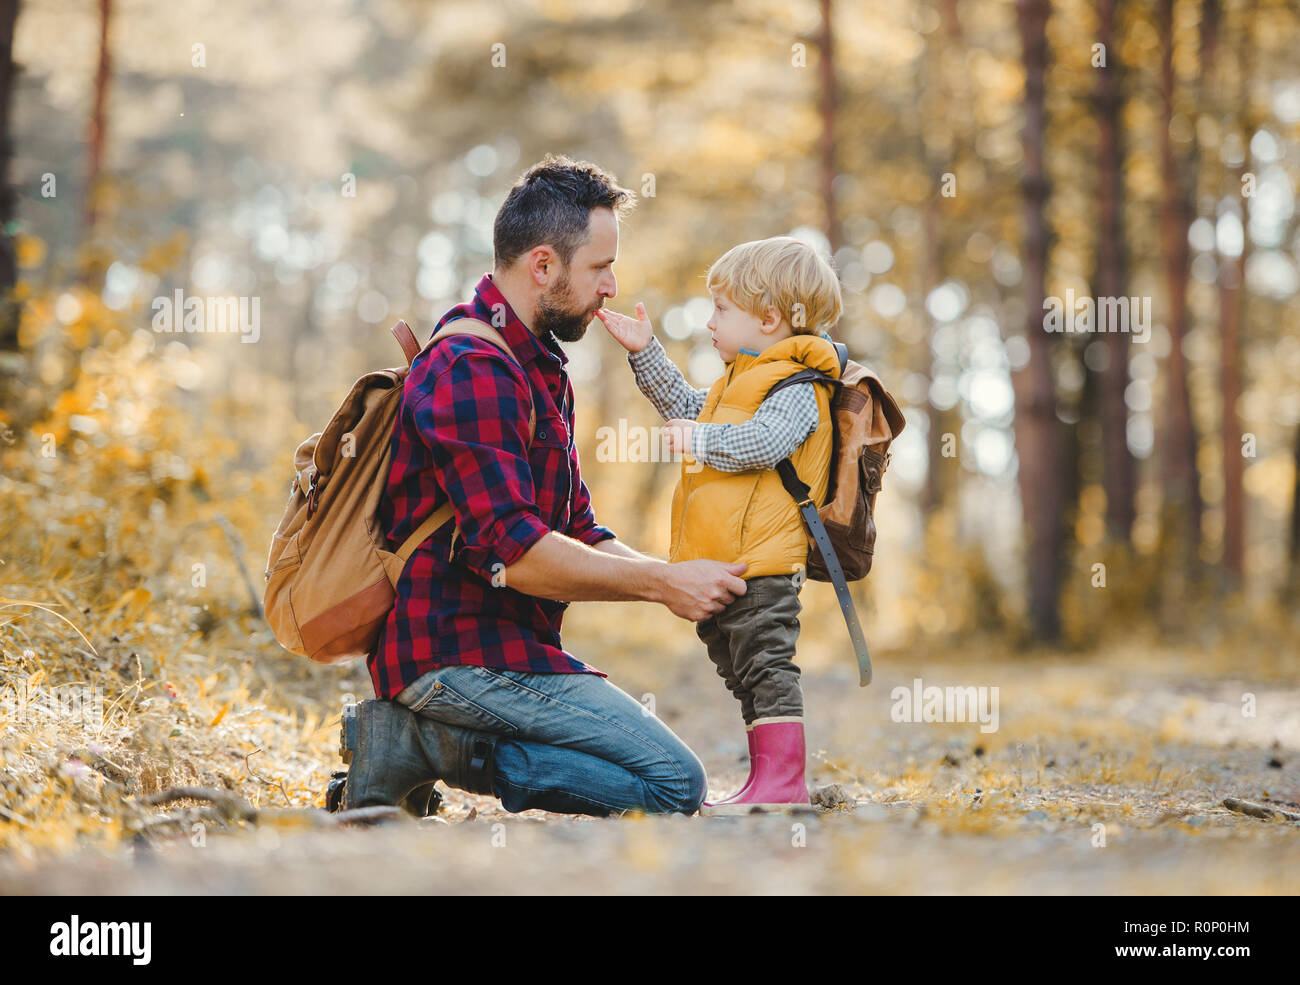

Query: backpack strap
<box><xmin>775</xmin><ymin>458</ymin><xmax>873</xmax><ymax>687</ymax></box>
<box><xmin>391</xmin><ymin>319</ymin><xmax>421</xmax><ymax>364</ymax></box>
<box><xmin>830</xmin><ymin>340</ymin><xmax>849</xmax><ymax>376</ymax></box>
<box><xmin>764</xmin><ymin>368</ymin><xmax>837</xmax><ymax>509</ymax></box>
<box><xmin>767</xmin><ymin>350</ymin><xmax>872</xmax><ymax>684</ymax></box>
<box><xmin>392</xmin><ymin>317</ymin><xmax>537</xmax><ymax>564</ymax></box>
<box><xmin>767</xmin><ymin>360</ymin><xmax>870</xmax><ymax>686</ymax></box>
<box><xmin>765</xmin><ymin>367</ymin><xmax>838</xmax><ymax>401</ymax></box>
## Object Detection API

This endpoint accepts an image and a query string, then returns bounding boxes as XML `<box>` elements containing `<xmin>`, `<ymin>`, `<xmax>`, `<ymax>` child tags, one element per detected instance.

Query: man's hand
<box><xmin>654</xmin><ymin>560</ymin><xmax>748</xmax><ymax>621</ymax></box>
<box><xmin>595</xmin><ymin>302</ymin><xmax>654</xmax><ymax>354</ymax></box>
<box><xmin>502</xmin><ymin>532</ymin><xmax>747</xmax><ymax>622</ymax></box>
<box><xmin>663</xmin><ymin>418</ymin><xmax>696</xmax><ymax>455</ymax></box>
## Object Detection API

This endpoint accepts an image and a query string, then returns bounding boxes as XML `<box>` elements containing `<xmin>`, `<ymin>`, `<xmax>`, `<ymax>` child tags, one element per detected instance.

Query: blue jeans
<box><xmin>394</xmin><ymin>665</ymin><xmax>707</xmax><ymax>817</ymax></box>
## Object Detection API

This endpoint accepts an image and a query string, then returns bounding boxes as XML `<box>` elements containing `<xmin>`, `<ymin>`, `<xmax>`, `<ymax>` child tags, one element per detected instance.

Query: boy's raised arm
<box><xmin>597</xmin><ymin>304</ymin><xmax>707</xmax><ymax>422</ymax></box>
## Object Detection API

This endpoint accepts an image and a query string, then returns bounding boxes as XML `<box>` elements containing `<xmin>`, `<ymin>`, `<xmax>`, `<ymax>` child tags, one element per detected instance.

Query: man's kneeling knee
<box><xmin>649</xmin><ymin>756</ymin><xmax>708</xmax><ymax>815</ymax></box>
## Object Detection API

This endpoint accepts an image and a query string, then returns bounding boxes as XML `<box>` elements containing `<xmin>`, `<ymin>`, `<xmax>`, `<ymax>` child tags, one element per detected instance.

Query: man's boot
<box><xmin>401</xmin><ymin>781</ymin><xmax>444</xmax><ymax>817</ymax></box>
<box><xmin>338</xmin><ymin>699</ymin><xmax>497</xmax><ymax>811</ymax></box>
<box><xmin>326</xmin><ymin>772</ymin><xmax>443</xmax><ymax>817</ymax></box>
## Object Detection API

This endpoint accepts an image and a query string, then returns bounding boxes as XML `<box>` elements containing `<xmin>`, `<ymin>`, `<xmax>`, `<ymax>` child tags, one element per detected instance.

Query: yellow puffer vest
<box><xmin>670</xmin><ymin>334</ymin><xmax>841</xmax><ymax>578</ymax></box>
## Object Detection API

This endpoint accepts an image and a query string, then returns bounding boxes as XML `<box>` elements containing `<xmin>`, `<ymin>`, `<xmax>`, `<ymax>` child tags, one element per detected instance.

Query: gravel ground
<box><xmin>2</xmin><ymin>641</ymin><xmax>1296</xmax><ymax>895</ymax></box>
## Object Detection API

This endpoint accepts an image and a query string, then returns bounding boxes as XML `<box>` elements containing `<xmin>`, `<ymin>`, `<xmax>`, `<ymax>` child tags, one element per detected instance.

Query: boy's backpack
<box><xmin>262</xmin><ymin>318</ymin><xmax>534</xmax><ymax>665</ymax></box>
<box><xmin>765</xmin><ymin>342</ymin><xmax>905</xmax><ymax>686</ymax></box>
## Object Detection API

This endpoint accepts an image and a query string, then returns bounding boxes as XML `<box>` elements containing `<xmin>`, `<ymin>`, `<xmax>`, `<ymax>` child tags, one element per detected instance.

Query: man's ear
<box><xmin>526</xmin><ymin>246</ymin><xmax>557</xmax><ymax>287</ymax></box>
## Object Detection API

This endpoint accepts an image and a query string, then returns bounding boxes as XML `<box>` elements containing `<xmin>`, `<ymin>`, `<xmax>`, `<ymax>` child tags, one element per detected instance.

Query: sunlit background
<box><xmin>5</xmin><ymin>0</ymin><xmax>1300</xmax><ymax>661</ymax></box>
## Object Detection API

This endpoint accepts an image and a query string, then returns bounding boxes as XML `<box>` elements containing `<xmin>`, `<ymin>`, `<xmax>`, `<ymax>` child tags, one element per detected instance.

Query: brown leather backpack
<box><xmin>262</xmin><ymin>318</ymin><xmax>534</xmax><ymax>664</ymax></box>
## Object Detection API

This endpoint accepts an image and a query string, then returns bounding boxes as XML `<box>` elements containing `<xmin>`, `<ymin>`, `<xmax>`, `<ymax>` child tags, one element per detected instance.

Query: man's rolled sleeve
<box><xmin>570</xmin><ymin>484</ymin><xmax>617</xmax><ymax>547</ymax></box>
<box><xmin>567</xmin><ymin>443</ymin><xmax>617</xmax><ymax>546</ymax></box>
<box><xmin>414</xmin><ymin>347</ymin><xmax>552</xmax><ymax>580</ymax></box>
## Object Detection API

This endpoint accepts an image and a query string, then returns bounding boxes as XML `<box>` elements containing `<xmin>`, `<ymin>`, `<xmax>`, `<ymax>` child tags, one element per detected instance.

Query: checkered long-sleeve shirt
<box><xmin>626</xmin><ymin>335</ymin><xmax>820</xmax><ymax>472</ymax></box>
<box><xmin>369</xmin><ymin>274</ymin><xmax>616</xmax><ymax>699</ymax></box>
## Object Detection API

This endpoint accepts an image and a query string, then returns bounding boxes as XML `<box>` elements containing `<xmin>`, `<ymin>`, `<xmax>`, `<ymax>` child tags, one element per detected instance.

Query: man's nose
<box><xmin>600</xmin><ymin>271</ymin><xmax>617</xmax><ymax>298</ymax></box>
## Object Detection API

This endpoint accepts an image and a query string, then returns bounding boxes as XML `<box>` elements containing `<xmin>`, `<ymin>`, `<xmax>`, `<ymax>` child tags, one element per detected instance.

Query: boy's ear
<box><xmin>760</xmin><ymin>306</ymin><xmax>785</xmax><ymax>333</ymax></box>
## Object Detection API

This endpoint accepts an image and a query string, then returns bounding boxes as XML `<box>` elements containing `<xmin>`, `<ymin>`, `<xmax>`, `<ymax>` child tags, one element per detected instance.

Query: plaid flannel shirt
<box><xmin>626</xmin><ymin>335</ymin><xmax>820</xmax><ymax>471</ymax></box>
<box><xmin>369</xmin><ymin>273</ymin><xmax>616</xmax><ymax>699</ymax></box>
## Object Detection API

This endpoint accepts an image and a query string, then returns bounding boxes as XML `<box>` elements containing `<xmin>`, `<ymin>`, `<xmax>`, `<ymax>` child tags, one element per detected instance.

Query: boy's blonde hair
<box><xmin>706</xmin><ymin>236</ymin><xmax>843</xmax><ymax>336</ymax></box>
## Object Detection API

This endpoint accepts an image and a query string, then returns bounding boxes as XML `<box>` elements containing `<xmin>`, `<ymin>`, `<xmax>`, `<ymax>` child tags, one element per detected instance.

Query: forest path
<box><xmin>2</xmin><ymin>645</ymin><xmax>1296</xmax><ymax>894</ymax></box>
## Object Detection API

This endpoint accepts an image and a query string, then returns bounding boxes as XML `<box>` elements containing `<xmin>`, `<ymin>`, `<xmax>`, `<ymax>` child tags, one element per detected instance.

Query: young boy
<box><xmin>596</xmin><ymin>236</ymin><xmax>843</xmax><ymax>813</ymax></box>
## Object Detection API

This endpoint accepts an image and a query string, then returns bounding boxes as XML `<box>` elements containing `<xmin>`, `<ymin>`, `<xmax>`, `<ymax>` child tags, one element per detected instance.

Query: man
<box><xmin>339</xmin><ymin>155</ymin><xmax>748</xmax><ymax>817</ymax></box>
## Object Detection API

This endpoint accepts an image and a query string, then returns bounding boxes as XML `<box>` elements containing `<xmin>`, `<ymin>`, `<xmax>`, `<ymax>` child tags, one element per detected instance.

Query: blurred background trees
<box><xmin>3</xmin><ymin>0</ymin><xmax>1299</xmax><ymax>659</ymax></box>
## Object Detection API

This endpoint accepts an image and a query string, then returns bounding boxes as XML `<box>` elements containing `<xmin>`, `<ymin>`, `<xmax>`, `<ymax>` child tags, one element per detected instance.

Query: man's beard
<box><xmin>534</xmin><ymin>269</ymin><xmax>599</xmax><ymax>342</ymax></box>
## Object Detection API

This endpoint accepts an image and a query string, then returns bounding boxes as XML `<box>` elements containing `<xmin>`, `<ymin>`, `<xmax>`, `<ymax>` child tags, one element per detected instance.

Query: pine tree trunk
<box><xmin>1218</xmin><ymin>0</ymin><xmax>1249</xmax><ymax>582</ymax></box>
<box><xmin>84</xmin><ymin>0</ymin><xmax>112</xmax><ymax>239</ymax></box>
<box><xmin>1287</xmin><ymin>424</ymin><xmax>1300</xmax><ymax>602</ymax></box>
<box><xmin>817</xmin><ymin>0</ymin><xmax>839</xmax><ymax>253</ymax></box>
<box><xmin>1095</xmin><ymin>0</ymin><xmax>1136</xmax><ymax>542</ymax></box>
<box><xmin>1014</xmin><ymin>0</ymin><xmax>1064</xmax><ymax>641</ymax></box>
<box><xmin>1157</xmin><ymin>0</ymin><xmax>1203</xmax><ymax>561</ymax></box>
<box><xmin>0</xmin><ymin>0</ymin><xmax>21</xmax><ymax>355</ymax></box>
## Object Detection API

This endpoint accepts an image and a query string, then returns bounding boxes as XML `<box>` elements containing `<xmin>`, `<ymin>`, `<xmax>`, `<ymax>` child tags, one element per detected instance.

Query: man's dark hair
<box><xmin>493</xmin><ymin>154</ymin><xmax>636</xmax><ymax>269</ymax></box>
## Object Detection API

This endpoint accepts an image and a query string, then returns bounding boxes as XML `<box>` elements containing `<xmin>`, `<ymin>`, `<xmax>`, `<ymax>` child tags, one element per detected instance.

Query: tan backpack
<box><xmin>765</xmin><ymin>343</ymin><xmax>905</xmax><ymax>685</ymax></box>
<box><xmin>262</xmin><ymin>318</ymin><xmax>534</xmax><ymax>665</ymax></box>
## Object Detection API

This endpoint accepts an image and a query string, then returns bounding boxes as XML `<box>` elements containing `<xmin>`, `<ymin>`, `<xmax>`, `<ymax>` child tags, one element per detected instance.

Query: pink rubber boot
<box><xmin>702</xmin><ymin>726</ymin><xmax>756</xmax><ymax>807</ymax></box>
<box><xmin>701</xmin><ymin>718</ymin><xmax>810</xmax><ymax>815</ymax></box>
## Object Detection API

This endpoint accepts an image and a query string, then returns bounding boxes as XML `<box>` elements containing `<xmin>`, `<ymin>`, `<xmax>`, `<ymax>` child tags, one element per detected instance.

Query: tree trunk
<box><xmin>1218</xmin><ymin>0</ymin><xmax>1250</xmax><ymax>582</ymax></box>
<box><xmin>1014</xmin><ymin>0</ymin><xmax>1064</xmax><ymax>641</ymax></box>
<box><xmin>1094</xmin><ymin>0</ymin><xmax>1136</xmax><ymax>542</ymax></box>
<box><xmin>920</xmin><ymin>182</ymin><xmax>947</xmax><ymax>515</ymax></box>
<box><xmin>84</xmin><ymin>0</ymin><xmax>112</xmax><ymax>239</ymax></box>
<box><xmin>918</xmin><ymin>0</ymin><xmax>962</xmax><ymax>516</ymax></box>
<box><xmin>916</xmin><ymin>15</ymin><xmax>941</xmax><ymax>514</ymax></box>
<box><xmin>817</xmin><ymin>0</ymin><xmax>839</xmax><ymax>253</ymax></box>
<box><xmin>1157</xmin><ymin>0</ymin><xmax>1203</xmax><ymax>560</ymax></box>
<box><xmin>0</xmin><ymin>0</ymin><xmax>21</xmax><ymax>355</ymax></box>
<box><xmin>1287</xmin><ymin>424</ymin><xmax>1300</xmax><ymax>602</ymax></box>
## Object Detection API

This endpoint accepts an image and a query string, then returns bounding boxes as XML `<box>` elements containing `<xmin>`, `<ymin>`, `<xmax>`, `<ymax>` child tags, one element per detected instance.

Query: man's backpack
<box><xmin>765</xmin><ymin>341</ymin><xmax>905</xmax><ymax>686</ymax></box>
<box><xmin>262</xmin><ymin>318</ymin><xmax>534</xmax><ymax>665</ymax></box>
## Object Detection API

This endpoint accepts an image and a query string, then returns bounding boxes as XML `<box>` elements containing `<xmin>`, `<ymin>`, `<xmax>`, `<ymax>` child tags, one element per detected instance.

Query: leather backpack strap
<box><xmin>392</xmin><ymin>317</ymin><xmax>537</xmax><ymax>564</ymax></box>
<box><xmin>391</xmin><ymin>319</ymin><xmax>420</xmax><ymax>365</ymax></box>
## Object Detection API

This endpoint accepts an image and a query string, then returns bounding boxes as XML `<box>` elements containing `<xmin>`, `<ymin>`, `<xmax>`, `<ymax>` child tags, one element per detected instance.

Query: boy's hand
<box><xmin>595</xmin><ymin>302</ymin><xmax>654</xmax><ymax>354</ymax></box>
<box><xmin>663</xmin><ymin>418</ymin><xmax>696</xmax><ymax>455</ymax></box>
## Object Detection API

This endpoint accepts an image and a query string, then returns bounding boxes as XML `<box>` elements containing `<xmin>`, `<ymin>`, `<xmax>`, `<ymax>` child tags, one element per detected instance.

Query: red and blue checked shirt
<box><xmin>369</xmin><ymin>273</ymin><xmax>616</xmax><ymax>699</ymax></box>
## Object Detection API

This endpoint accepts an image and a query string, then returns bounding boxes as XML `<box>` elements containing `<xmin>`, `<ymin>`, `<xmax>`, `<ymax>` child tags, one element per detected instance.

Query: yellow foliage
<box><xmin>14</xmin><ymin>233</ymin><xmax>46</xmax><ymax>269</ymax></box>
